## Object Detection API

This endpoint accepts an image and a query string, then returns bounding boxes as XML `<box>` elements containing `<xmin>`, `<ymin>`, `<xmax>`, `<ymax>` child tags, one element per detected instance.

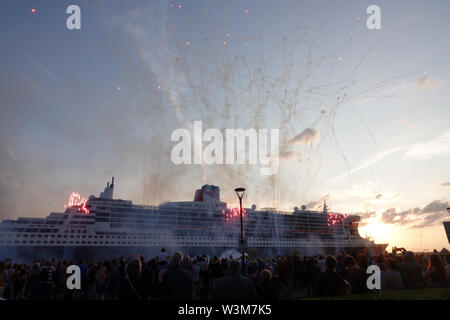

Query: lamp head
<box><xmin>234</xmin><ymin>187</ymin><xmax>246</xmax><ymax>199</ymax></box>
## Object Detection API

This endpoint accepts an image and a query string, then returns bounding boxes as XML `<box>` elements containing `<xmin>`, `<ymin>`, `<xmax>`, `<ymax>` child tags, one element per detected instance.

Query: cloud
<box><xmin>279</xmin><ymin>149</ymin><xmax>302</xmax><ymax>161</ymax></box>
<box><xmin>404</xmin><ymin>129</ymin><xmax>450</xmax><ymax>160</ymax></box>
<box><xmin>416</xmin><ymin>76</ymin><xmax>438</xmax><ymax>90</ymax></box>
<box><xmin>441</xmin><ymin>182</ymin><xmax>450</xmax><ymax>187</ymax></box>
<box><xmin>421</xmin><ymin>200</ymin><xmax>449</xmax><ymax>214</ymax></box>
<box><xmin>379</xmin><ymin>200</ymin><xmax>449</xmax><ymax>229</ymax></box>
<box><xmin>328</xmin><ymin>146</ymin><xmax>403</xmax><ymax>184</ymax></box>
<box><xmin>287</xmin><ymin>128</ymin><xmax>320</xmax><ymax>145</ymax></box>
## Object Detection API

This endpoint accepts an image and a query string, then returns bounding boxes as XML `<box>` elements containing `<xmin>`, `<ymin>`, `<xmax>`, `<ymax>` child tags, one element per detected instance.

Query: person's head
<box><xmin>325</xmin><ymin>255</ymin><xmax>337</xmax><ymax>271</ymax></box>
<box><xmin>229</xmin><ymin>259</ymin><xmax>241</xmax><ymax>274</ymax></box>
<box><xmin>375</xmin><ymin>254</ymin><xmax>385</xmax><ymax>264</ymax></box>
<box><xmin>126</xmin><ymin>258</ymin><xmax>142</xmax><ymax>279</ymax></box>
<box><xmin>444</xmin><ymin>254</ymin><xmax>450</xmax><ymax>265</ymax></box>
<box><xmin>404</xmin><ymin>251</ymin><xmax>415</xmax><ymax>263</ymax></box>
<box><xmin>171</xmin><ymin>251</ymin><xmax>183</xmax><ymax>267</ymax></box>
<box><xmin>343</xmin><ymin>255</ymin><xmax>356</xmax><ymax>269</ymax></box>
<box><xmin>248</xmin><ymin>262</ymin><xmax>258</xmax><ymax>275</ymax></box>
<box><xmin>385</xmin><ymin>258</ymin><xmax>397</xmax><ymax>271</ymax></box>
<box><xmin>260</xmin><ymin>269</ymin><xmax>272</xmax><ymax>283</ymax></box>
<box><xmin>161</xmin><ymin>248</ymin><xmax>166</xmax><ymax>253</ymax></box>
<box><xmin>428</xmin><ymin>254</ymin><xmax>444</xmax><ymax>270</ymax></box>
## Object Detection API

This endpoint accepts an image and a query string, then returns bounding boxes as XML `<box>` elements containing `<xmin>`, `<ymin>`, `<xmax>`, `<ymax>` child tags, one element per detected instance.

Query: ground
<box><xmin>302</xmin><ymin>288</ymin><xmax>450</xmax><ymax>300</ymax></box>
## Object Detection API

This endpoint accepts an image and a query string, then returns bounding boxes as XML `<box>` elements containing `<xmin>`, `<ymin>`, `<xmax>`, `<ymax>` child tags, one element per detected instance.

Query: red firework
<box><xmin>222</xmin><ymin>208</ymin><xmax>247</xmax><ymax>222</ymax></box>
<box><xmin>327</xmin><ymin>213</ymin><xmax>347</xmax><ymax>226</ymax></box>
<box><xmin>64</xmin><ymin>192</ymin><xmax>90</xmax><ymax>214</ymax></box>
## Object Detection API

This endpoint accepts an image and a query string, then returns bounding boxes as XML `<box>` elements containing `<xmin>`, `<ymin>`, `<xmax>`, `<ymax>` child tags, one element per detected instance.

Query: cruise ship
<box><xmin>0</xmin><ymin>178</ymin><xmax>379</xmax><ymax>261</ymax></box>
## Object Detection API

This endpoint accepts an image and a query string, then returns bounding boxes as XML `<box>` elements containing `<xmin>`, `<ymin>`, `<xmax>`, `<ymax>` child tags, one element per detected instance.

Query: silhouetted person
<box><xmin>424</xmin><ymin>254</ymin><xmax>447</xmax><ymax>288</ymax></box>
<box><xmin>317</xmin><ymin>255</ymin><xmax>348</xmax><ymax>297</ymax></box>
<box><xmin>255</xmin><ymin>269</ymin><xmax>279</xmax><ymax>300</ymax></box>
<box><xmin>210</xmin><ymin>256</ymin><xmax>223</xmax><ymax>289</ymax></box>
<box><xmin>212</xmin><ymin>259</ymin><xmax>257</xmax><ymax>300</ymax></box>
<box><xmin>161</xmin><ymin>252</ymin><xmax>194</xmax><ymax>300</ymax></box>
<box><xmin>343</xmin><ymin>255</ymin><xmax>369</xmax><ymax>294</ymax></box>
<box><xmin>445</xmin><ymin>254</ymin><xmax>450</xmax><ymax>286</ymax></box>
<box><xmin>198</xmin><ymin>257</ymin><xmax>210</xmax><ymax>300</ymax></box>
<box><xmin>28</xmin><ymin>264</ymin><xmax>41</xmax><ymax>300</ymax></box>
<box><xmin>119</xmin><ymin>259</ymin><xmax>151</xmax><ymax>300</ymax></box>
<box><xmin>159</xmin><ymin>248</ymin><xmax>168</xmax><ymax>262</ymax></box>
<box><xmin>398</xmin><ymin>252</ymin><xmax>424</xmax><ymax>289</ymax></box>
<box><xmin>385</xmin><ymin>258</ymin><xmax>403</xmax><ymax>291</ymax></box>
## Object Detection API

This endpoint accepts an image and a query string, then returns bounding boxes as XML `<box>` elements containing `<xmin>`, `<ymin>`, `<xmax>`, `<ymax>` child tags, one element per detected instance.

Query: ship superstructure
<box><xmin>0</xmin><ymin>178</ymin><xmax>376</xmax><ymax>260</ymax></box>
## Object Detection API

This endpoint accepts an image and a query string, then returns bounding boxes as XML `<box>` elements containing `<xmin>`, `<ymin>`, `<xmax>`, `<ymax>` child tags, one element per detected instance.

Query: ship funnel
<box><xmin>194</xmin><ymin>185</ymin><xmax>220</xmax><ymax>202</ymax></box>
<box><xmin>99</xmin><ymin>177</ymin><xmax>114</xmax><ymax>199</ymax></box>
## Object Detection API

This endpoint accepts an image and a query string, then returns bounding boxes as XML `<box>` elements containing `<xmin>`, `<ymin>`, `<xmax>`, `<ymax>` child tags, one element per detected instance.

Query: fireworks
<box><xmin>327</xmin><ymin>213</ymin><xmax>347</xmax><ymax>226</ymax></box>
<box><xmin>64</xmin><ymin>192</ymin><xmax>90</xmax><ymax>214</ymax></box>
<box><xmin>222</xmin><ymin>208</ymin><xmax>247</xmax><ymax>222</ymax></box>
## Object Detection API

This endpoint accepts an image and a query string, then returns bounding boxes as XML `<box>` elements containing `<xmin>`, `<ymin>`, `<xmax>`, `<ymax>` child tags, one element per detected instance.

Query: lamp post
<box><xmin>234</xmin><ymin>187</ymin><xmax>246</xmax><ymax>275</ymax></box>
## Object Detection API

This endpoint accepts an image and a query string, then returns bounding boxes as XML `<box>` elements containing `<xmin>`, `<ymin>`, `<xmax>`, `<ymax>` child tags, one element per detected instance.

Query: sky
<box><xmin>0</xmin><ymin>0</ymin><xmax>449</xmax><ymax>252</ymax></box>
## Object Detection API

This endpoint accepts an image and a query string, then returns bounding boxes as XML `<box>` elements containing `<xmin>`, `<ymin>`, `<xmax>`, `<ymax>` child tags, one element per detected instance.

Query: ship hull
<box><xmin>0</xmin><ymin>244</ymin><xmax>372</xmax><ymax>262</ymax></box>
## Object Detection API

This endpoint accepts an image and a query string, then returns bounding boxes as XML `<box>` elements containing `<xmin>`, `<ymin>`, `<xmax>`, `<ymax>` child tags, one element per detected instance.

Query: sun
<box><xmin>360</xmin><ymin>220</ymin><xmax>393</xmax><ymax>243</ymax></box>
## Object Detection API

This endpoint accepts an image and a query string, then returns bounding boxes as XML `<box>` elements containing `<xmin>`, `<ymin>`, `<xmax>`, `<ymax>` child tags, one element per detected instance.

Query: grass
<box><xmin>302</xmin><ymin>288</ymin><xmax>450</xmax><ymax>300</ymax></box>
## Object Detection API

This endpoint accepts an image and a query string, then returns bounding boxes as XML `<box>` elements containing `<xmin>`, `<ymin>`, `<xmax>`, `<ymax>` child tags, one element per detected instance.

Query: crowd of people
<box><xmin>1</xmin><ymin>248</ymin><xmax>449</xmax><ymax>300</ymax></box>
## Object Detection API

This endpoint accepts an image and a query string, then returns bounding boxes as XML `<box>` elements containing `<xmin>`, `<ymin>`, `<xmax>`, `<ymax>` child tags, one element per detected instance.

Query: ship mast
<box><xmin>322</xmin><ymin>200</ymin><xmax>328</xmax><ymax>213</ymax></box>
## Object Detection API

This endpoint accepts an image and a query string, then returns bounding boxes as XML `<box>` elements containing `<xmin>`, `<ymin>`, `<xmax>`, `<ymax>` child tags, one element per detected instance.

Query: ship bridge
<box><xmin>159</xmin><ymin>184</ymin><xmax>227</xmax><ymax>211</ymax></box>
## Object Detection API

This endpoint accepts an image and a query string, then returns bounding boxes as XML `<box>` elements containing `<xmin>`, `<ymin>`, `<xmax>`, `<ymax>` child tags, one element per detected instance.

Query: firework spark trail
<box><xmin>93</xmin><ymin>2</ymin><xmax>422</xmax><ymax>214</ymax></box>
